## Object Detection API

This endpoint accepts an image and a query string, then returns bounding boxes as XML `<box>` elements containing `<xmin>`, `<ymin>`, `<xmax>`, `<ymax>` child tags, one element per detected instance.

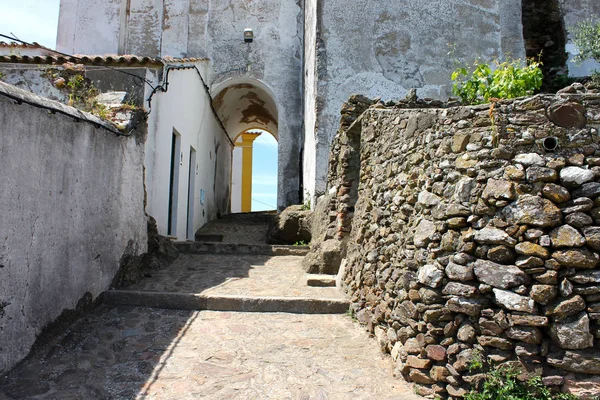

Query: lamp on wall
<box><xmin>244</xmin><ymin>28</ymin><xmax>254</xmax><ymax>43</ymax></box>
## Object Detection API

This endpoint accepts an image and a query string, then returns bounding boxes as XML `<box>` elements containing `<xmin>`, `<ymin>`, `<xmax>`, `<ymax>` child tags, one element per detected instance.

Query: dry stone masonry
<box><xmin>310</xmin><ymin>83</ymin><xmax>600</xmax><ymax>398</ymax></box>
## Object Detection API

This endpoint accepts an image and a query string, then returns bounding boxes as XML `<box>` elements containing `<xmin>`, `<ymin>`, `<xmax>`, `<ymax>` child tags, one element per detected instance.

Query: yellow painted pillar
<box><xmin>240</xmin><ymin>132</ymin><xmax>261</xmax><ymax>212</ymax></box>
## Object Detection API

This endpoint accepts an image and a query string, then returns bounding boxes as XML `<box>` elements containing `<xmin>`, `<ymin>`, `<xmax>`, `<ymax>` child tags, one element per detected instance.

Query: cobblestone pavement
<box><xmin>125</xmin><ymin>254</ymin><xmax>343</xmax><ymax>300</ymax></box>
<box><xmin>0</xmin><ymin>306</ymin><xmax>420</xmax><ymax>400</ymax></box>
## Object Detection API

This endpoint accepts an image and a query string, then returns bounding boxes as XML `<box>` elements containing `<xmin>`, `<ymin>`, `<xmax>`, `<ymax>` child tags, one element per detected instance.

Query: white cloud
<box><xmin>253</xmin><ymin>132</ymin><xmax>278</xmax><ymax>148</ymax></box>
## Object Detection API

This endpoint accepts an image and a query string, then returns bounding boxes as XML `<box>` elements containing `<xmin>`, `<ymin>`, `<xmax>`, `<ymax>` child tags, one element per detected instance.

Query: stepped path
<box><xmin>0</xmin><ymin>213</ymin><xmax>420</xmax><ymax>400</ymax></box>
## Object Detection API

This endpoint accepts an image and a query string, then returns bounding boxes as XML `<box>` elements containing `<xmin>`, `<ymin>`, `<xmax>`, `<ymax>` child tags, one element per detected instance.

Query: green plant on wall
<box><xmin>43</xmin><ymin>64</ymin><xmax>129</xmax><ymax>121</ymax></box>
<box><xmin>572</xmin><ymin>18</ymin><xmax>600</xmax><ymax>84</ymax></box>
<box><xmin>464</xmin><ymin>363</ymin><xmax>577</xmax><ymax>400</ymax></box>
<box><xmin>451</xmin><ymin>58</ymin><xmax>543</xmax><ymax>105</ymax></box>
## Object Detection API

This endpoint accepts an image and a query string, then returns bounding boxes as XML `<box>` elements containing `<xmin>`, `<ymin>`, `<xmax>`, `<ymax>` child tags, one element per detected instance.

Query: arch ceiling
<box><xmin>212</xmin><ymin>82</ymin><xmax>279</xmax><ymax>141</ymax></box>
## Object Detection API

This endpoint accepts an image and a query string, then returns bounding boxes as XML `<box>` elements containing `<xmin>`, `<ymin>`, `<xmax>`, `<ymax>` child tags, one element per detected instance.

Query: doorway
<box><xmin>168</xmin><ymin>129</ymin><xmax>182</xmax><ymax>237</ymax></box>
<box><xmin>186</xmin><ymin>146</ymin><xmax>197</xmax><ymax>240</ymax></box>
<box><xmin>230</xmin><ymin>130</ymin><xmax>278</xmax><ymax>212</ymax></box>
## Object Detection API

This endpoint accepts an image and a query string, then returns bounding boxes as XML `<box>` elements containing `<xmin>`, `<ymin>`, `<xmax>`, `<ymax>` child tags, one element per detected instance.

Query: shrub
<box><xmin>464</xmin><ymin>366</ymin><xmax>577</xmax><ymax>400</ymax></box>
<box><xmin>572</xmin><ymin>18</ymin><xmax>600</xmax><ymax>84</ymax></box>
<box><xmin>451</xmin><ymin>59</ymin><xmax>543</xmax><ymax>105</ymax></box>
<box><xmin>573</xmin><ymin>18</ymin><xmax>600</xmax><ymax>64</ymax></box>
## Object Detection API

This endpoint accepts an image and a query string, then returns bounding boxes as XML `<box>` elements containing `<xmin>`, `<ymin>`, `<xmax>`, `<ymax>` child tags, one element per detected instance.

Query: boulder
<box><xmin>553</xmin><ymin>248</ymin><xmax>599</xmax><ymax>269</ymax></box>
<box><xmin>417</xmin><ymin>190</ymin><xmax>441</xmax><ymax>206</ymax></box>
<box><xmin>562</xmin><ymin>374</ymin><xmax>600</xmax><ymax>400</ymax></box>
<box><xmin>547</xmin><ymin>296</ymin><xmax>586</xmax><ymax>320</ymax></box>
<box><xmin>445</xmin><ymin>261</ymin><xmax>475</xmax><ymax>281</ymax></box>
<box><xmin>268</xmin><ymin>205</ymin><xmax>312</xmax><ymax>244</ymax></box>
<box><xmin>446</xmin><ymin>297</ymin><xmax>484</xmax><ymax>316</ymax></box>
<box><xmin>515</xmin><ymin>242</ymin><xmax>549</xmax><ymax>258</ymax></box>
<box><xmin>472</xmin><ymin>227</ymin><xmax>517</xmax><ymax>246</ymax></box>
<box><xmin>530</xmin><ymin>284</ymin><xmax>558</xmax><ymax>305</ymax></box>
<box><xmin>417</xmin><ymin>264</ymin><xmax>444</xmax><ymax>288</ymax></box>
<box><xmin>570</xmin><ymin>271</ymin><xmax>600</xmax><ymax>285</ymax></box>
<box><xmin>514</xmin><ymin>153</ymin><xmax>545</xmax><ymax>166</ymax></box>
<box><xmin>548</xmin><ymin>349</ymin><xmax>600</xmax><ymax>374</ymax></box>
<box><xmin>542</xmin><ymin>184</ymin><xmax>571</xmax><ymax>203</ymax></box>
<box><xmin>526</xmin><ymin>166</ymin><xmax>558</xmax><ymax>183</ymax></box>
<box><xmin>550</xmin><ymin>225</ymin><xmax>586</xmax><ymax>248</ymax></box>
<box><xmin>565</xmin><ymin>212</ymin><xmax>593</xmax><ymax>228</ymax></box>
<box><xmin>474</xmin><ymin>260</ymin><xmax>530</xmax><ymax>289</ymax></box>
<box><xmin>493</xmin><ymin>289</ymin><xmax>536</xmax><ymax>313</ymax></box>
<box><xmin>547</xmin><ymin>101</ymin><xmax>587</xmax><ymax>129</ymax></box>
<box><xmin>550</xmin><ymin>312</ymin><xmax>594</xmax><ymax>350</ymax></box>
<box><xmin>302</xmin><ymin>239</ymin><xmax>342</xmax><ymax>274</ymax></box>
<box><xmin>583</xmin><ymin>227</ymin><xmax>600</xmax><ymax>251</ymax></box>
<box><xmin>414</xmin><ymin>219</ymin><xmax>437</xmax><ymax>248</ymax></box>
<box><xmin>482</xmin><ymin>179</ymin><xmax>515</xmax><ymax>200</ymax></box>
<box><xmin>503</xmin><ymin>195</ymin><xmax>562</xmax><ymax>228</ymax></box>
<box><xmin>560</xmin><ymin>166</ymin><xmax>595</xmax><ymax>188</ymax></box>
<box><xmin>573</xmin><ymin>182</ymin><xmax>600</xmax><ymax>199</ymax></box>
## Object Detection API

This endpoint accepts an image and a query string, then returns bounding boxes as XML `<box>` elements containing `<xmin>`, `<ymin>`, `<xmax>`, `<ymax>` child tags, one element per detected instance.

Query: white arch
<box><xmin>211</xmin><ymin>78</ymin><xmax>279</xmax><ymax>141</ymax></box>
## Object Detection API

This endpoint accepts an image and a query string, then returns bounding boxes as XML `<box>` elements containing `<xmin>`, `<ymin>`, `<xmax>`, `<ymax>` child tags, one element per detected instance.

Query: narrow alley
<box><xmin>0</xmin><ymin>214</ymin><xmax>420</xmax><ymax>400</ymax></box>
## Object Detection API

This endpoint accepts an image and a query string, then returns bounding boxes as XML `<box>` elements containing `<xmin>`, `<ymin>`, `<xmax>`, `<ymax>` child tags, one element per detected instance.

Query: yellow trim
<box><xmin>239</xmin><ymin>132</ymin><xmax>261</xmax><ymax>212</ymax></box>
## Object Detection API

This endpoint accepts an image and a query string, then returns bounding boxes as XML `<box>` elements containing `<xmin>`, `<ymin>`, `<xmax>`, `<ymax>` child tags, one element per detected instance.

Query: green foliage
<box><xmin>301</xmin><ymin>192</ymin><xmax>311</xmax><ymax>211</ymax></box>
<box><xmin>451</xmin><ymin>59</ymin><xmax>543</xmax><ymax>105</ymax></box>
<box><xmin>345</xmin><ymin>307</ymin><xmax>356</xmax><ymax>321</ymax></box>
<box><xmin>573</xmin><ymin>18</ymin><xmax>600</xmax><ymax>64</ymax></box>
<box><xmin>468</xmin><ymin>350</ymin><xmax>484</xmax><ymax>372</ymax></box>
<box><xmin>91</xmin><ymin>103</ymin><xmax>110</xmax><ymax>119</ymax></box>
<box><xmin>572</xmin><ymin>18</ymin><xmax>600</xmax><ymax>85</ymax></box>
<box><xmin>293</xmin><ymin>240</ymin><xmax>308</xmax><ymax>246</ymax></box>
<box><xmin>464</xmin><ymin>366</ymin><xmax>577</xmax><ymax>400</ymax></box>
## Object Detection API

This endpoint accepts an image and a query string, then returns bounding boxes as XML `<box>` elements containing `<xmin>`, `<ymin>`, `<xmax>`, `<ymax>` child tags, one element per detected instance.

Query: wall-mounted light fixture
<box><xmin>244</xmin><ymin>28</ymin><xmax>254</xmax><ymax>43</ymax></box>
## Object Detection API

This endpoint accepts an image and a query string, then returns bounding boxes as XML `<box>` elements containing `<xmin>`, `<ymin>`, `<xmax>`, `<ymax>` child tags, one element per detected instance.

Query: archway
<box><xmin>212</xmin><ymin>79</ymin><xmax>279</xmax><ymax>213</ymax></box>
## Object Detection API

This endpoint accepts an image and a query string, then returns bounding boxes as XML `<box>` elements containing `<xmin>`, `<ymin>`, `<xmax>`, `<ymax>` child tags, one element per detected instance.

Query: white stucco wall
<box><xmin>231</xmin><ymin>143</ymin><xmax>243</xmax><ymax>213</ymax></box>
<box><xmin>302</xmin><ymin>0</ymin><xmax>318</xmax><ymax>206</ymax></box>
<box><xmin>305</xmin><ymin>0</ymin><xmax>526</xmax><ymax>198</ymax></box>
<box><xmin>56</xmin><ymin>0</ymin><xmax>124</xmax><ymax>54</ymax></box>
<box><xmin>560</xmin><ymin>0</ymin><xmax>600</xmax><ymax>77</ymax></box>
<box><xmin>0</xmin><ymin>82</ymin><xmax>147</xmax><ymax>374</ymax></box>
<box><xmin>145</xmin><ymin>62</ymin><xmax>232</xmax><ymax>240</ymax></box>
<box><xmin>202</xmin><ymin>0</ymin><xmax>303</xmax><ymax>209</ymax></box>
<box><xmin>57</xmin><ymin>0</ymin><xmax>304</xmax><ymax>210</ymax></box>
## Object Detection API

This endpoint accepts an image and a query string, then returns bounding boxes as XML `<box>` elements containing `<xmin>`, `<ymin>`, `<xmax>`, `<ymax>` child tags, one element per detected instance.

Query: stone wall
<box><xmin>0</xmin><ymin>82</ymin><xmax>147</xmax><ymax>374</ymax></box>
<box><xmin>302</xmin><ymin>0</ymin><xmax>526</xmax><ymax>201</ymax></box>
<box><xmin>315</xmin><ymin>85</ymin><xmax>600</xmax><ymax>397</ymax></box>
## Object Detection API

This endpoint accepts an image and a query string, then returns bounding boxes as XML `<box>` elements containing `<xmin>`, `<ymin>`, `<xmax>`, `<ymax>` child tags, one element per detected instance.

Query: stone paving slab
<box><xmin>175</xmin><ymin>242</ymin><xmax>309</xmax><ymax>256</ymax></box>
<box><xmin>124</xmin><ymin>254</ymin><xmax>343</xmax><ymax>300</ymax></box>
<box><xmin>0</xmin><ymin>306</ymin><xmax>420</xmax><ymax>400</ymax></box>
<box><xmin>103</xmin><ymin>291</ymin><xmax>350</xmax><ymax>314</ymax></box>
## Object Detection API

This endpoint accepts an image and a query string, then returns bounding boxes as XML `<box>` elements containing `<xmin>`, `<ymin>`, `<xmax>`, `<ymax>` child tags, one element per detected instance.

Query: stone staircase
<box><xmin>104</xmin><ymin>212</ymin><xmax>349</xmax><ymax>314</ymax></box>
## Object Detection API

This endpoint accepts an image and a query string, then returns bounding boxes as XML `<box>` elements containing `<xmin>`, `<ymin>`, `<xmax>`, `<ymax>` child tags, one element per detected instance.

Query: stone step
<box><xmin>174</xmin><ymin>242</ymin><xmax>309</xmax><ymax>256</ymax></box>
<box><xmin>213</xmin><ymin>211</ymin><xmax>276</xmax><ymax>223</ymax></box>
<box><xmin>102</xmin><ymin>290</ymin><xmax>349</xmax><ymax>314</ymax></box>
<box><xmin>194</xmin><ymin>234</ymin><xmax>224</xmax><ymax>242</ymax></box>
<box><xmin>306</xmin><ymin>274</ymin><xmax>337</xmax><ymax>287</ymax></box>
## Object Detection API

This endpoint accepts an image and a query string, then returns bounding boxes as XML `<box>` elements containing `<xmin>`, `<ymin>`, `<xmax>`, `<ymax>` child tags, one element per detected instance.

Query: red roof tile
<box><xmin>0</xmin><ymin>53</ymin><xmax>206</xmax><ymax>67</ymax></box>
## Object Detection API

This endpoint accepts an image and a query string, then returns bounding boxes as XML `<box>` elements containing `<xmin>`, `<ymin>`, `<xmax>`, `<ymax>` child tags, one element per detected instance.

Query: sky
<box><xmin>251</xmin><ymin>132</ymin><xmax>278</xmax><ymax>212</ymax></box>
<box><xmin>0</xmin><ymin>0</ymin><xmax>279</xmax><ymax>212</ymax></box>
<box><xmin>0</xmin><ymin>0</ymin><xmax>61</xmax><ymax>48</ymax></box>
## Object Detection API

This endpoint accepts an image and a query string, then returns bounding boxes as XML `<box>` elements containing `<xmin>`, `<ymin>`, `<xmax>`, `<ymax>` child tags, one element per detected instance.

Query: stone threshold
<box><xmin>103</xmin><ymin>290</ymin><xmax>349</xmax><ymax>314</ymax></box>
<box><xmin>174</xmin><ymin>242</ymin><xmax>310</xmax><ymax>256</ymax></box>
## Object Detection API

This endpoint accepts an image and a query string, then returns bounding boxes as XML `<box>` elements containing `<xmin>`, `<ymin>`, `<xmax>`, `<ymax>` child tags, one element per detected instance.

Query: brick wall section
<box><xmin>318</xmin><ymin>85</ymin><xmax>600</xmax><ymax>397</ymax></box>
